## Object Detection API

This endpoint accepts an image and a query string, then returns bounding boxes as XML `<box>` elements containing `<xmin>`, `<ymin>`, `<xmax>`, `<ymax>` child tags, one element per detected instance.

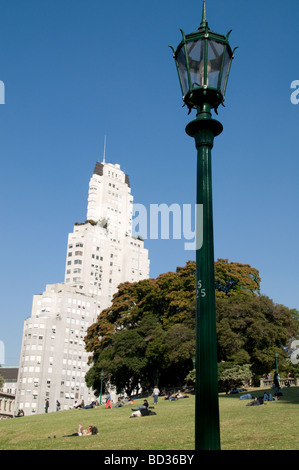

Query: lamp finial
<box><xmin>200</xmin><ymin>0</ymin><xmax>207</xmax><ymax>28</ymax></box>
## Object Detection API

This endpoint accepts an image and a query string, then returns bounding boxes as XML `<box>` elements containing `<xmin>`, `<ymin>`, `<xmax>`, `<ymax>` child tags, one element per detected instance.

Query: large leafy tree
<box><xmin>84</xmin><ymin>259</ymin><xmax>298</xmax><ymax>394</ymax></box>
<box><xmin>216</xmin><ymin>295</ymin><xmax>299</xmax><ymax>377</ymax></box>
<box><xmin>85</xmin><ymin>262</ymin><xmax>197</xmax><ymax>394</ymax></box>
<box><xmin>214</xmin><ymin>258</ymin><xmax>261</xmax><ymax>297</ymax></box>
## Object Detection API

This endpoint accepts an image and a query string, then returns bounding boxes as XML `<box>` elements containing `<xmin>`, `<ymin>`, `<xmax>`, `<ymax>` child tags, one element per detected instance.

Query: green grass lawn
<box><xmin>1</xmin><ymin>387</ymin><xmax>298</xmax><ymax>450</ymax></box>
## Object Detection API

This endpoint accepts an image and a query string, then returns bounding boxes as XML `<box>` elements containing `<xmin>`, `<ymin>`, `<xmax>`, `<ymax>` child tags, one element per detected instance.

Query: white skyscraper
<box><xmin>15</xmin><ymin>160</ymin><xmax>150</xmax><ymax>415</ymax></box>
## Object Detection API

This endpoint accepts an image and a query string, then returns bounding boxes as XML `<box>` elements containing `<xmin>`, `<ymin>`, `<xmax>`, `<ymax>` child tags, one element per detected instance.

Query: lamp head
<box><xmin>171</xmin><ymin>0</ymin><xmax>236</xmax><ymax>114</ymax></box>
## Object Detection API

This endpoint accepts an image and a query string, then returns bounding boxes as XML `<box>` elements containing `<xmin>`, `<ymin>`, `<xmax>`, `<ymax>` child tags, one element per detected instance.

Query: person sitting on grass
<box><xmin>64</xmin><ymin>424</ymin><xmax>98</xmax><ymax>437</ymax></box>
<box><xmin>130</xmin><ymin>408</ymin><xmax>157</xmax><ymax>418</ymax></box>
<box><xmin>124</xmin><ymin>397</ymin><xmax>135</xmax><ymax>405</ymax></box>
<box><xmin>113</xmin><ymin>397</ymin><xmax>125</xmax><ymax>408</ymax></box>
<box><xmin>246</xmin><ymin>397</ymin><xmax>264</xmax><ymax>406</ymax></box>
<box><xmin>78</xmin><ymin>424</ymin><xmax>98</xmax><ymax>435</ymax></box>
<box><xmin>131</xmin><ymin>399</ymin><xmax>149</xmax><ymax>411</ymax></box>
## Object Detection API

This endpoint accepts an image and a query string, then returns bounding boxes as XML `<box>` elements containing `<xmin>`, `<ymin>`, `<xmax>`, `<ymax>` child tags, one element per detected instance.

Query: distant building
<box><xmin>0</xmin><ymin>392</ymin><xmax>15</xmax><ymax>419</ymax></box>
<box><xmin>14</xmin><ymin>161</ymin><xmax>149</xmax><ymax>415</ymax></box>
<box><xmin>0</xmin><ymin>367</ymin><xmax>18</xmax><ymax>419</ymax></box>
<box><xmin>0</xmin><ymin>367</ymin><xmax>18</xmax><ymax>395</ymax></box>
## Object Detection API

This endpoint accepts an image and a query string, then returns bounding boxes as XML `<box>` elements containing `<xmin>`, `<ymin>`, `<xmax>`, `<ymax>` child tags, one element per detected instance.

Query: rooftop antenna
<box><xmin>102</xmin><ymin>135</ymin><xmax>106</xmax><ymax>164</ymax></box>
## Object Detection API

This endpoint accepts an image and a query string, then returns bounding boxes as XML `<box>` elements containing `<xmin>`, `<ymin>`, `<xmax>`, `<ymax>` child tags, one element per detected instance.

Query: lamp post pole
<box><xmin>186</xmin><ymin>103</ymin><xmax>222</xmax><ymax>451</ymax></box>
<box><xmin>171</xmin><ymin>0</ymin><xmax>235</xmax><ymax>451</ymax></box>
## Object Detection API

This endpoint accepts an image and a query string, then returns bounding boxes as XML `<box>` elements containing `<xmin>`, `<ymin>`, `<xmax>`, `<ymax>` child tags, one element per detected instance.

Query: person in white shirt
<box><xmin>153</xmin><ymin>385</ymin><xmax>160</xmax><ymax>404</ymax></box>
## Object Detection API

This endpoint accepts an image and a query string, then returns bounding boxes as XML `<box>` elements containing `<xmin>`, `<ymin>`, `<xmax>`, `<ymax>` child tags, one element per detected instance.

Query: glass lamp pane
<box><xmin>176</xmin><ymin>47</ymin><xmax>189</xmax><ymax>96</ymax></box>
<box><xmin>186</xmin><ymin>40</ymin><xmax>205</xmax><ymax>88</ymax></box>
<box><xmin>220</xmin><ymin>48</ymin><xmax>232</xmax><ymax>95</ymax></box>
<box><xmin>207</xmin><ymin>40</ymin><xmax>225</xmax><ymax>89</ymax></box>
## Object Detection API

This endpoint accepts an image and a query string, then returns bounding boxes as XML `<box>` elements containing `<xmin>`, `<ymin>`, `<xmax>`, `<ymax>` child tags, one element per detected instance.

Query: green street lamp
<box><xmin>171</xmin><ymin>0</ymin><xmax>236</xmax><ymax>451</ymax></box>
<box><xmin>100</xmin><ymin>369</ymin><xmax>104</xmax><ymax>405</ymax></box>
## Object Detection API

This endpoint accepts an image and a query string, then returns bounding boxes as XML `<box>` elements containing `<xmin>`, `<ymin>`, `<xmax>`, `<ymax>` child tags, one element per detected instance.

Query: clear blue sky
<box><xmin>1</xmin><ymin>0</ymin><xmax>299</xmax><ymax>366</ymax></box>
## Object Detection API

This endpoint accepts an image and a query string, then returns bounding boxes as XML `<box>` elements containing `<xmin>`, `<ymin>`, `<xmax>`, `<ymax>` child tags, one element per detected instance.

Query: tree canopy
<box><xmin>84</xmin><ymin>259</ymin><xmax>298</xmax><ymax>395</ymax></box>
<box><xmin>85</xmin><ymin>262</ymin><xmax>197</xmax><ymax>395</ymax></box>
<box><xmin>214</xmin><ymin>258</ymin><xmax>261</xmax><ymax>297</ymax></box>
<box><xmin>216</xmin><ymin>294</ymin><xmax>299</xmax><ymax>375</ymax></box>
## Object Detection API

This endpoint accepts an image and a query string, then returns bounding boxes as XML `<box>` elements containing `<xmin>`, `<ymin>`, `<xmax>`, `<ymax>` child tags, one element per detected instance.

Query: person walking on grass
<box><xmin>274</xmin><ymin>371</ymin><xmax>280</xmax><ymax>396</ymax></box>
<box><xmin>106</xmin><ymin>392</ymin><xmax>112</xmax><ymax>409</ymax></box>
<box><xmin>153</xmin><ymin>385</ymin><xmax>160</xmax><ymax>405</ymax></box>
<box><xmin>45</xmin><ymin>399</ymin><xmax>49</xmax><ymax>413</ymax></box>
